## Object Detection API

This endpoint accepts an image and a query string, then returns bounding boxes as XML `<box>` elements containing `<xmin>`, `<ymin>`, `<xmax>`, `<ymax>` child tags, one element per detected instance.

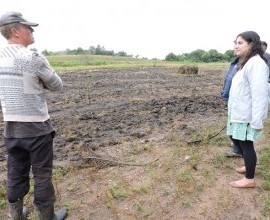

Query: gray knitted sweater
<box><xmin>0</xmin><ymin>44</ymin><xmax>63</xmax><ymax>122</ymax></box>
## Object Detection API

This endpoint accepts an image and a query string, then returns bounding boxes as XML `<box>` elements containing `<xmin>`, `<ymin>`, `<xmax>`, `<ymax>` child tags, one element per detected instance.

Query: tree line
<box><xmin>42</xmin><ymin>45</ymin><xmax>131</xmax><ymax>57</ymax></box>
<box><xmin>42</xmin><ymin>45</ymin><xmax>234</xmax><ymax>62</ymax></box>
<box><xmin>165</xmin><ymin>49</ymin><xmax>234</xmax><ymax>62</ymax></box>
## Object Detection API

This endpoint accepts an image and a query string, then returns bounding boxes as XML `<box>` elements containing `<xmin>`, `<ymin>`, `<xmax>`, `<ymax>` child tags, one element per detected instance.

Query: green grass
<box><xmin>256</xmin><ymin>117</ymin><xmax>270</xmax><ymax>216</ymax></box>
<box><xmin>0</xmin><ymin>185</ymin><xmax>6</xmax><ymax>210</ymax></box>
<box><xmin>46</xmin><ymin>54</ymin><xmax>230</xmax><ymax>72</ymax></box>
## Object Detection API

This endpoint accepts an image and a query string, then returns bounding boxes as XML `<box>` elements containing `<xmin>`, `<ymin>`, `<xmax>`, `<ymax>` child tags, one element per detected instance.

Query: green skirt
<box><xmin>226</xmin><ymin>106</ymin><xmax>262</xmax><ymax>141</ymax></box>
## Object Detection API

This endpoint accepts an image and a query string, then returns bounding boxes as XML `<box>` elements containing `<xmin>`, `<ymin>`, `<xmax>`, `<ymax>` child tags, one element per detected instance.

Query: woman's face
<box><xmin>234</xmin><ymin>36</ymin><xmax>251</xmax><ymax>58</ymax></box>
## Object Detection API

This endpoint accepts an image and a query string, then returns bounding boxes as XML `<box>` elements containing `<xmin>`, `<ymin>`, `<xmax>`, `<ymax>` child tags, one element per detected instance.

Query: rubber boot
<box><xmin>8</xmin><ymin>200</ymin><xmax>28</xmax><ymax>220</ymax></box>
<box><xmin>36</xmin><ymin>205</ymin><xmax>68</xmax><ymax>220</ymax></box>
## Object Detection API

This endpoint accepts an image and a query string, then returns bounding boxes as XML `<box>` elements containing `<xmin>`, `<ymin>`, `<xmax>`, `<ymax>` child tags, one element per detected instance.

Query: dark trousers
<box><xmin>4</xmin><ymin>132</ymin><xmax>56</xmax><ymax>208</ymax></box>
<box><xmin>230</xmin><ymin>137</ymin><xmax>257</xmax><ymax>179</ymax></box>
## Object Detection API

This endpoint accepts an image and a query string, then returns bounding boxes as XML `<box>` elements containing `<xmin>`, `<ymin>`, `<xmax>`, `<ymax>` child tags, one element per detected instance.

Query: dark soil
<box><xmin>2</xmin><ymin>66</ymin><xmax>265</xmax><ymax>220</ymax></box>
<box><xmin>49</xmin><ymin>66</ymin><xmax>226</xmax><ymax>162</ymax></box>
<box><xmin>0</xmin><ymin>67</ymin><xmax>226</xmax><ymax>163</ymax></box>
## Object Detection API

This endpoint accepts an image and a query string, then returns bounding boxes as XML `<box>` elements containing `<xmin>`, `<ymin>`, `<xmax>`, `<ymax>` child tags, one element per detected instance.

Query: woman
<box><xmin>227</xmin><ymin>31</ymin><xmax>269</xmax><ymax>188</ymax></box>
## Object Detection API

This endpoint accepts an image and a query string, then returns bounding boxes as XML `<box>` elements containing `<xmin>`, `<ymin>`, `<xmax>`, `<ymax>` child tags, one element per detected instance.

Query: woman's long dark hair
<box><xmin>236</xmin><ymin>31</ymin><xmax>267</xmax><ymax>70</ymax></box>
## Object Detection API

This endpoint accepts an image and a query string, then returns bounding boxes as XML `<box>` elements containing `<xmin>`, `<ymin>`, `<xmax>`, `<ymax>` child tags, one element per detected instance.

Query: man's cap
<box><xmin>0</xmin><ymin>11</ymin><xmax>38</xmax><ymax>27</ymax></box>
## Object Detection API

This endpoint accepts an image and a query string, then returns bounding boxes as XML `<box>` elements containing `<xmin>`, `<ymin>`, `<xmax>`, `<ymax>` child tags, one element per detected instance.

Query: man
<box><xmin>0</xmin><ymin>12</ymin><xmax>67</xmax><ymax>219</ymax></box>
<box><xmin>262</xmin><ymin>41</ymin><xmax>270</xmax><ymax>77</ymax></box>
<box><xmin>220</xmin><ymin>55</ymin><xmax>242</xmax><ymax>157</ymax></box>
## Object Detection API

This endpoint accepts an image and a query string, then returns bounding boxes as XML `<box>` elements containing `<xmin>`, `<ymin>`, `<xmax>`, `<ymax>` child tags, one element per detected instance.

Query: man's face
<box><xmin>13</xmin><ymin>24</ymin><xmax>35</xmax><ymax>47</ymax></box>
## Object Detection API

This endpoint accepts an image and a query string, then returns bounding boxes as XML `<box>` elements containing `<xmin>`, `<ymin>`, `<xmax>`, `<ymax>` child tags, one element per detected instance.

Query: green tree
<box><xmin>224</xmin><ymin>50</ymin><xmax>234</xmax><ymax>61</ymax></box>
<box><xmin>89</xmin><ymin>46</ymin><xmax>96</xmax><ymax>54</ymax></box>
<box><xmin>165</xmin><ymin>52</ymin><xmax>178</xmax><ymax>61</ymax></box>
<box><xmin>189</xmin><ymin>49</ymin><xmax>206</xmax><ymax>62</ymax></box>
<box><xmin>117</xmin><ymin>51</ymin><xmax>127</xmax><ymax>56</ymax></box>
<box><xmin>208</xmin><ymin>49</ymin><xmax>223</xmax><ymax>62</ymax></box>
<box><xmin>201</xmin><ymin>52</ymin><xmax>211</xmax><ymax>63</ymax></box>
<box><xmin>95</xmin><ymin>45</ymin><xmax>102</xmax><ymax>55</ymax></box>
<box><xmin>76</xmin><ymin>47</ymin><xmax>84</xmax><ymax>55</ymax></box>
<box><xmin>42</xmin><ymin>49</ymin><xmax>49</xmax><ymax>56</ymax></box>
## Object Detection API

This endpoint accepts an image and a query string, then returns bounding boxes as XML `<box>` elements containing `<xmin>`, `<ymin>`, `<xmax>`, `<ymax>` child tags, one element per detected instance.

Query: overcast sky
<box><xmin>0</xmin><ymin>0</ymin><xmax>269</xmax><ymax>59</ymax></box>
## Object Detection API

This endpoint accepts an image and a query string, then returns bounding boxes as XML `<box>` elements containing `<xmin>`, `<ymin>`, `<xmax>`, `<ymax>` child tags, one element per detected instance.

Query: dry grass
<box><xmin>1</xmin><ymin>119</ymin><xmax>270</xmax><ymax>219</ymax></box>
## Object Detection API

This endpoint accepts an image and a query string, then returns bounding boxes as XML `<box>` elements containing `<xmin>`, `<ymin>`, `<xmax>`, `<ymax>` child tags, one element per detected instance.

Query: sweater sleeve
<box><xmin>32</xmin><ymin>52</ymin><xmax>63</xmax><ymax>91</ymax></box>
